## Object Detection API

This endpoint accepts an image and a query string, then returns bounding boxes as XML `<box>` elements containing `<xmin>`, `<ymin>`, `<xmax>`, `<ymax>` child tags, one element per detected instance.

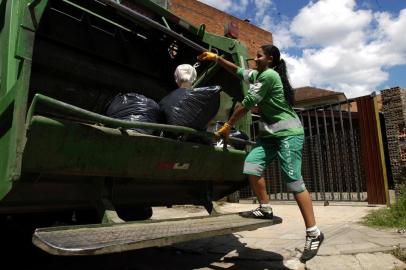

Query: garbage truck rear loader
<box><xmin>0</xmin><ymin>0</ymin><xmax>280</xmax><ymax>255</ymax></box>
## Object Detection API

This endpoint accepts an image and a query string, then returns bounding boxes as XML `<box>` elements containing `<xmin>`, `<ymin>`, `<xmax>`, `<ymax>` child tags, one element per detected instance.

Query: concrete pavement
<box><xmin>151</xmin><ymin>202</ymin><xmax>406</xmax><ymax>270</ymax></box>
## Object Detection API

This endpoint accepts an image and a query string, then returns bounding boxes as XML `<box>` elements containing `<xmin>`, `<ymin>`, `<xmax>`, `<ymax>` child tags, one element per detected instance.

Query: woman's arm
<box><xmin>198</xmin><ymin>52</ymin><xmax>239</xmax><ymax>75</ymax></box>
<box><xmin>228</xmin><ymin>104</ymin><xmax>249</xmax><ymax>126</ymax></box>
<box><xmin>216</xmin><ymin>56</ymin><xmax>239</xmax><ymax>74</ymax></box>
<box><xmin>198</xmin><ymin>52</ymin><xmax>249</xmax><ymax>138</ymax></box>
<box><xmin>215</xmin><ymin>104</ymin><xmax>249</xmax><ymax>138</ymax></box>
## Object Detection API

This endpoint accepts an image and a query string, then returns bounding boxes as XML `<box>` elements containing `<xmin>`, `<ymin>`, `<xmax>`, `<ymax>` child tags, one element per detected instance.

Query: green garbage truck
<box><xmin>0</xmin><ymin>0</ymin><xmax>280</xmax><ymax>255</ymax></box>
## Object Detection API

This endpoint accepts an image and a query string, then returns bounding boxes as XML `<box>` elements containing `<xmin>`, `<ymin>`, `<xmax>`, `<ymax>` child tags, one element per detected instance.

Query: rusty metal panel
<box><xmin>240</xmin><ymin>103</ymin><xmax>367</xmax><ymax>202</ymax></box>
<box><xmin>356</xmin><ymin>95</ymin><xmax>389</xmax><ymax>204</ymax></box>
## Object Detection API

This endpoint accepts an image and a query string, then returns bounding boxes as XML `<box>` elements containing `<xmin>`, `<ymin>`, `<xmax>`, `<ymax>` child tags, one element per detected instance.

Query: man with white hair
<box><xmin>159</xmin><ymin>64</ymin><xmax>221</xmax><ymax>144</ymax></box>
<box><xmin>160</xmin><ymin>64</ymin><xmax>197</xmax><ymax>110</ymax></box>
<box><xmin>174</xmin><ymin>64</ymin><xmax>197</xmax><ymax>89</ymax></box>
<box><xmin>159</xmin><ymin>64</ymin><xmax>197</xmax><ymax>125</ymax></box>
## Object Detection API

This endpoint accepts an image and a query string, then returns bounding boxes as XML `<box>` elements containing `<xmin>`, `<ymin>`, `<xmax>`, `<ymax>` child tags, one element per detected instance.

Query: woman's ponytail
<box><xmin>274</xmin><ymin>59</ymin><xmax>294</xmax><ymax>106</ymax></box>
<box><xmin>261</xmin><ymin>45</ymin><xmax>295</xmax><ymax>107</ymax></box>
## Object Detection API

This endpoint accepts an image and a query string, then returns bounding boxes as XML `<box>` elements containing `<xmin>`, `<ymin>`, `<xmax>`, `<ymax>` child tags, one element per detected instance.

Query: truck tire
<box><xmin>116</xmin><ymin>206</ymin><xmax>153</xmax><ymax>221</ymax></box>
<box><xmin>227</xmin><ymin>191</ymin><xmax>240</xmax><ymax>203</ymax></box>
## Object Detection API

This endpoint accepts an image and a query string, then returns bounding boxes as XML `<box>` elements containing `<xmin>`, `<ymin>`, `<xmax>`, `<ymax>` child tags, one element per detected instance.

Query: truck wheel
<box><xmin>117</xmin><ymin>206</ymin><xmax>153</xmax><ymax>221</ymax></box>
<box><xmin>73</xmin><ymin>209</ymin><xmax>101</xmax><ymax>224</ymax></box>
<box><xmin>227</xmin><ymin>191</ymin><xmax>240</xmax><ymax>203</ymax></box>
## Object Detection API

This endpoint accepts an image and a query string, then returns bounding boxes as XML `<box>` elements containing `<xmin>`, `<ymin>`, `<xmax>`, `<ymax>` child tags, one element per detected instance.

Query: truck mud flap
<box><xmin>32</xmin><ymin>214</ymin><xmax>282</xmax><ymax>256</ymax></box>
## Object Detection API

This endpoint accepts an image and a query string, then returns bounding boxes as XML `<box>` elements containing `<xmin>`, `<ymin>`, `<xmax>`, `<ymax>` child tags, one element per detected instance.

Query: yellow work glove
<box><xmin>198</xmin><ymin>51</ymin><xmax>218</xmax><ymax>62</ymax></box>
<box><xmin>215</xmin><ymin>122</ymin><xmax>232</xmax><ymax>139</ymax></box>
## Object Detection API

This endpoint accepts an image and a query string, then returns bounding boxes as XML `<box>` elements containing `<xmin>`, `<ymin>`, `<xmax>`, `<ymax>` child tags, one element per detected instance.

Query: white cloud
<box><xmin>374</xmin><ymin>9</ymin><xmax>406</xmax><ymax>58</ymax></box>
<box><xmin>278</xmin><ymin>0</ymin><xmax>406</xmax><ymax>97</ymax></box>
<box><xmin>199</xmin><ymin>0</ymin><xmax>406</xmax><ymax>97</ymax></box>
<box><xmin>196</xmin><ymin>0</ymin><xmax>233</xmax><ymax>12</ymax></box>
<box><xmin>285</xmin><ymin>42</ymin><xmax>393</xmax><ymax>97</ymax></box>
<box><xmin>284</xmin><ymin>54</ymin><xmax>312</xmax><ymax>87</ymax></box>
<box><xmin>197</xmin><ymin>0</ymin><xmax>249</xmax><ymax>14</ymax></box>
<box><xmin>291</xmin><ymin>0</ymin><xmax>372</xmax><ymax>47</ymax></box>
<box><xmin>232</xmin><ymin>0</ymin><xmax>250</xmax><ymax>14</ymax></box>
<box><xmin>260</xmin><ymin>15</ymin><xmax>295</xmax><ymax>49</ymax></box>
<box><xmin>254</xmin><ymin>0</ymin><xmax>273</xmax><ymax>21</ymax></box>
<box><xmin>253</xmin><ymin>0</ymin><xmax>295</xmax><ymax>50</ymax></box>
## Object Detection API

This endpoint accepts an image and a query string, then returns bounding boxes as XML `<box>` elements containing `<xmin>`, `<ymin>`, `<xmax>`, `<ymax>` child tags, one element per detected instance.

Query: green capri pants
<box><xmin>243</xmin><ymin>134</ymin><xmax>306</xmax><ymax>193</ymax></box>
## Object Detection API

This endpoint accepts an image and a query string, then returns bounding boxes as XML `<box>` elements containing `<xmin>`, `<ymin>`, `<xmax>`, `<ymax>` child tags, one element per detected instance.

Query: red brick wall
<box><xmin>168</xmin><ymin>0</ymin><xmax>273</xmax><ymax>59</ymax></box>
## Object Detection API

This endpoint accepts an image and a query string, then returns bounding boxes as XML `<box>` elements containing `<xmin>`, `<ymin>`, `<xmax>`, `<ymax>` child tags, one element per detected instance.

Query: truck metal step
<box><xmin>33</xmin><ymin>214</ymin><xmax>282</xmax><ymax>256</ymax></box>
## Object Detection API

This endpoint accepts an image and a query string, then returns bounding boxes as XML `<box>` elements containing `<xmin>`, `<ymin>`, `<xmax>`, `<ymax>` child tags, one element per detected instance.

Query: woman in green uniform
<box><xmin>198</xmin><ymin>45</ymin><xmax>324</xmax><ymax>262</ymax></box>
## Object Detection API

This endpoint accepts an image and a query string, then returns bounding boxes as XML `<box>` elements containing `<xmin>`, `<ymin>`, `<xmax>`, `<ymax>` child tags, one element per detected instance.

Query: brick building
<box><xmin>295</xmin><ymin>86</ymin><xmax>347</xmax><ymax>108</ymax></box>
<box><xmin>166</xmin><ymin>0</ymin><xmax>273</xmax><ymax>59</ymax></box>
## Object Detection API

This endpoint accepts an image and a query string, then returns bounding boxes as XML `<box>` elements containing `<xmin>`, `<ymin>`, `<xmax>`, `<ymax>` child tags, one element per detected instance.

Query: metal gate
<box><xmin>239</xmin><ymin>94</ymin><xmax>389</xmax><ymax>204</ymax></box>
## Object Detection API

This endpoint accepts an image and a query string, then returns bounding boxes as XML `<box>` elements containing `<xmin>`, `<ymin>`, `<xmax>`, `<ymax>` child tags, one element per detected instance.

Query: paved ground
<box><xmin>2</xmin><ymin>202</ymin><xmax>405</xmax><ymax>269</ymax></box>
<box><xmin>151</xmin><ymin>202</ymin><xmax>406</xmax><ymax>270</ymax></box>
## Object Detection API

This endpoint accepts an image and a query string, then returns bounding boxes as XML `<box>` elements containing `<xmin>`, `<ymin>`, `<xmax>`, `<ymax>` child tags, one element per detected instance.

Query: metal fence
<box><xmin>239</xmin><ymin>99</ymin><xmax>368</xmax><ymax>202</ymax></box>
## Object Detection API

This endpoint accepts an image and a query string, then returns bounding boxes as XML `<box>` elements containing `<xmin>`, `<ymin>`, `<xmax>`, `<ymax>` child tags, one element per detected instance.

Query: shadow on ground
<box><xmin>0</xmin><ymin>215</ymin><xmax>290</xmax><ymax>270</ymax></box>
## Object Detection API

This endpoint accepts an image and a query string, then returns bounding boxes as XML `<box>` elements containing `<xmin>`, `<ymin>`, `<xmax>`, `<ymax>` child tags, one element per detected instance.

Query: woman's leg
<box><xmin>277</xmin><ymin>135</ymin><xmax>316</xmax><ymax>225</ymax></box>
<box><xmin>240</xmin><ymin>139</ymin><xmax>275</xmax><ymax>219</ymax></box>
<box><xmin>239</xmin><ymin>174</ymin><xmax>273</xmax><ymax>219</ymax></box>
<box><xmin>294</xmin><ymin>190</ymin><xmax>316</xmax><ymax>228</ymax></box>
<box><xmin>249</xmin><ymin>175</ymin><xmax>269</xmax><ymax>204</ymax></box>
<box><xmin>244</xmin><ymin>139</ymin><xmax>276</xmax><ymax>204</ymax></box>
<box><xmin>277</xmin><ymin>135</ymin><xmax>323</xmax><ymax>261</ymax></box>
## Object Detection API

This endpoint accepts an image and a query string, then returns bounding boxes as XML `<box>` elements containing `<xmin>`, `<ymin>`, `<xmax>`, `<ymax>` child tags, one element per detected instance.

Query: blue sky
<box><xmin>197</xmin><ymin>0</ymin><xmax>406</xmax><ymax>97</ymax></box>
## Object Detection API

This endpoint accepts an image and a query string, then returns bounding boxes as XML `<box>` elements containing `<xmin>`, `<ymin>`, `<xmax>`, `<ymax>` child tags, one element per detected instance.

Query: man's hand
<box><xmin>198</xmin><ymin>51</ymin><xmax>218</xmax><ymax>61</ymax></box>
<box><xmin>215</xmin><ymin>122</ymin><xmax>232</xmax><ymax>139</ymax></box>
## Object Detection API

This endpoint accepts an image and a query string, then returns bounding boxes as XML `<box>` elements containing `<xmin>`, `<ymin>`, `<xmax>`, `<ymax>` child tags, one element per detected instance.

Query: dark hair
<box><xmin>261</xmin><ymin>45</ymin><xmax>295</xmax><ymax>106</ymax></box>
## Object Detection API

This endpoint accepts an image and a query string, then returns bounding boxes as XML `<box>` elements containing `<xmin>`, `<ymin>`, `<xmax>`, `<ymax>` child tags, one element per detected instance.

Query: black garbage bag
<box><xmin>229</xmin><ymin>130</ymin><xmax>250</xmax><ymax>150</ymax></box>
<box><xmin>215</xmin><ymin>121</ymin><xmax>249</xmax><ymax>150</ymax></box>
<box><xmin>105</xmin><ymin>93</ymin><xmax>160</xmax><ymax>135</ymax></box>
<box><xmin>159</xmin><ymin>86</ymin><xmax>221</xmax><ymax>131</ymax></box>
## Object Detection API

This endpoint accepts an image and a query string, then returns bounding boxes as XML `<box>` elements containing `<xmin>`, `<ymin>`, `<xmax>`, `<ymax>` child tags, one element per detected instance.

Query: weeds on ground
<box><xmin>392</xmin><ymin>245</ymin><xmax>406</xmax><ymax>263</ymax></box>
<box><xmin>361</xmin><ymin>185</ymin><xmax>406</xmax><ymax>228</ymax></box>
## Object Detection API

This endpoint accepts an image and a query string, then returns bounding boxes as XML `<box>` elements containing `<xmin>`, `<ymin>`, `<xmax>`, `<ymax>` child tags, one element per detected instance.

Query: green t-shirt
<box><xmin>236</xmin><ymin>67</ymin><xmax>304</xmax><ymax>138</ymax></box>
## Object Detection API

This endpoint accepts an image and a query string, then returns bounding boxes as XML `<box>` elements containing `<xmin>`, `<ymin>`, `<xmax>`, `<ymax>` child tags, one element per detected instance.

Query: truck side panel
<box><xmin>0</xmin><ymin>0</ymin><xmax>45</xmax><ymax>200</ymax></box>
<box><xmin>0</xmin><ymin>0</ymin><xmax>251</xmax><ymax>211</ymax></box>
